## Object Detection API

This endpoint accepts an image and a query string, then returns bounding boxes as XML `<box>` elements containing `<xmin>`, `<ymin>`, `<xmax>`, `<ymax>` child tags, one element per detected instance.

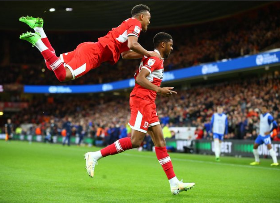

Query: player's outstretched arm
<box><xmin>136</xmin><ymin>68</ymin><xmax>177</xmax><ymax>96</ymax></box>
<box><xmin>121</xmin><ymin>50</ymin><xmax>143</xmax><ymax>59</ymax></box>
<box><xmin>128</xmin><ymin>36</ymin><xmax>160</xmax><ymax>58</ymax></box>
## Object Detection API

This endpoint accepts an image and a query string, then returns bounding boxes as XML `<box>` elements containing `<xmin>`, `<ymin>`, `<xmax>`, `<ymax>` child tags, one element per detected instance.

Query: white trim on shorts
<box><xmin>128</xmin><ymin>123</ymin><xmax>147</xmax><ymax>133</ymax></box>
<box><xmin>60</xmin><ymin>54</ymin><xmax>75</xmax><ymax>80</ymax></box>
<box><xmin>149</xmin><ymin>122</ymin><xmax>160</xmax><ymax>127</ymax></box>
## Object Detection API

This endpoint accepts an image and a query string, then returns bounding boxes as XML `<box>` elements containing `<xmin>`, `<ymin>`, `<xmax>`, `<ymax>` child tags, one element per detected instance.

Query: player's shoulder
<box><xmin>267</xmin><ymin>113</ymin><xmax>273</xmax><ymax>118</ymax></box>
<box><xmin>127</xmin><ymin>17</ymin><xmax>141</xmax><ymax>23</ymax></box>
<box><xmin>123</xmin><ymin>17</ymin><xmax>141</xmax><ymax>26</ymax></box>
<box><xmin>143</xmin><ymin>56</ymin><xmax>162</xmax><ymax>67</ymax></box>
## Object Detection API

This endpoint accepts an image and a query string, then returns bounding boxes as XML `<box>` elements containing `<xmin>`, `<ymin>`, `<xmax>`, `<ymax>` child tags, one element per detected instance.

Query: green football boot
<box><xmin>19</xmin><ymin>32</ymin><xmax>41</xmax><ymax>46</ymax></box>
<box><xmin>19</xmin><ymin>16</ymin><xmax>44</xmax><ymax>29</ymax></box>
<box><xmin>250</xmin><ymin>161</ymin><xmax>260</xmax><ymax>166</ymax></box>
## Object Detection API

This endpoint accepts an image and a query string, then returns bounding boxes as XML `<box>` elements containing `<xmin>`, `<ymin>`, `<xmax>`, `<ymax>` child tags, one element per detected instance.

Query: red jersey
<box><xmin>130</xmin><ymin>50</ymin><xmax>164</xmax><ymax>102</ymax></box>
<box><xmin>98</xmin><ymin>18</ymin><xmax>142</xmax><ymax>64</ymax></box>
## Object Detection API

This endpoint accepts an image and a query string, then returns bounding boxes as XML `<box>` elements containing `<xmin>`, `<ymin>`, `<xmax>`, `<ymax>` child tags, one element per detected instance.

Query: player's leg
<box><xmin>213</xmin><ymin>134</ymin><xmax>220</xmax><ymax>161</ymax></box>
<box><xmin>84</xmin><ymin>131</ymin><xmax>145</xmax><ymax>177</ymax></box>
<box><xmin>266</xmin><ymin>142</ymin><xmax>278</xmax><ymax>166</ymax></box>
<box><xmin>19</xmin><ymin>16</ymin><xmax>56</xmax><ymax>70</ymax></box>
<box><xmin>148</xmin><ymin>125</ymin><xmax>195</xmax><ymax>195</ymax></box>
<box><xmin>67</xmin><ymin>135</ymin><xmax>71</xmax><ymax>146</ymax></box>
<box><xmin>19</xmin><ymin>32</ymin><xmax>71</xmax><ymax>81</ymax></box>
<box><xmin>19</xmin><ymin>16</ymin><xmax>55</xmax><ymax>53</ymax></box>
<box><xmin>219</xmin><ymin>139</ymin><xmax>222</xmax><ymax>159</ymax></box>
<box><xmin>84</xmin><ymin>96</ymin><xmax>150</xmax><ymax>178</ymax></box>
<box><xmin>62</xmin><ymin>42</ymin><xmax>104</xmax><ymax>80</ymax></box>
<box><xmin>250</xmin><ymin>136</ymin><xmax>261</xmax><ymax>165</ymax></box>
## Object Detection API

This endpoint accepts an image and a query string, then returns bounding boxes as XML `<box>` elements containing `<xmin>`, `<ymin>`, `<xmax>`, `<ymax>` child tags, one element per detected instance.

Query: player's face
<box><xmin>262</xmin><ymin>106</ymin><xmax>268</xmax><ymax>113</ymax></box>
<box><xmin>141</xmin><ymin>11</ymin><xmax>151</xmax><ymax>32</ymax></box>
<box><xmin>217</xmin><ymin>107</ymin><xmax>223</xmax><ymax>113</ymax></box>
<box><xmin>163</xmin><ymin>39</ymin><xmax>173</xmax><ymax>58</ymax></box>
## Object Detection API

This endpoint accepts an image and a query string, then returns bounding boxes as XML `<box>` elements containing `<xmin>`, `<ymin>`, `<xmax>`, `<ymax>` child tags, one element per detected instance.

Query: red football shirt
<box><xmin>130</xmin><ymin>50</ymin><xmax>164</xmax><ymax>102</ymax></box>
<box><xmin>98</xmin><ymin>18</ymin><xmax>142</xmax><ymax>64</ymax></box>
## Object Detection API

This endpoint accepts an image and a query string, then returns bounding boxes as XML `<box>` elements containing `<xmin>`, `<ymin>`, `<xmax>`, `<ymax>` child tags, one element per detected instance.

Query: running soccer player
<box><xmin>85</xmin><ymin>32</ymin><xmax>195</xmax><ymax>195</ymax></box>
<box><xmin>19</xmin><ymin>4</ymin><xmax>159</xmax><ymax>82</ymax></box>
<box><xmin>210</xmin><ymin>105</ymin><xmax>228</xmax><ymax>161</ymax></box>
<box><xmin>250</xmin><ymin>105</ymin><xmax>279</xmax><ymax>166</ymax></box>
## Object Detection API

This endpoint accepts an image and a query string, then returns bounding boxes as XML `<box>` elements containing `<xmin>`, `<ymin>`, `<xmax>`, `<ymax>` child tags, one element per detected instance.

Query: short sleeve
<box><xmin>127</xmin><ymin>18</ymin><xmax>142</xmax><ymax>38</ymax></box>
<box><xmin>141</xmin><ymin>57</ymin><xmax>159</xmax><ymax>73</ymax></box>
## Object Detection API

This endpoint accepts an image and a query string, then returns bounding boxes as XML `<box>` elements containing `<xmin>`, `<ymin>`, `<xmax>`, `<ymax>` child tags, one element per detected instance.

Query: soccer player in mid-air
<box><xmin>19</xmin><ymin>4</ymin><xmax>159</xmax><ymax>82</ymax></box>
<box><xmin>84</xmin><ymin>32</ymin><xmax>195</xmax><ymax>195</ymax></box>
<box><xmin>210</xmin><ymin>105</ymin><xmax>228</xmax><ymax>161</ymax></box>
<box><xmin>250</xmin><ymin>105</ymin><xmax>279</xmax><ymax>166</ymax></box>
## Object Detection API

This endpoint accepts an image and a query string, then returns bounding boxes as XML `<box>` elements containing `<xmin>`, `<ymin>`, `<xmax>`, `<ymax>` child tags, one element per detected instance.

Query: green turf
<box><xmin>0</xmin><ymin>141</ymin><xmax>279</xmax><ymax>203</ymax></box>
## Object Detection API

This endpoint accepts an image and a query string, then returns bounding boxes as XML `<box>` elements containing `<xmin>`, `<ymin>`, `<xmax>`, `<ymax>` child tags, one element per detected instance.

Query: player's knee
<box><xmin>131</xmin><ymin>137</ymin><xmax>142</xmax><ymax>148</ymax></box>
<box><xmin>63</xmin><ymin>74</ymin><xmax>73</xmax><ymax>82</ymax></box>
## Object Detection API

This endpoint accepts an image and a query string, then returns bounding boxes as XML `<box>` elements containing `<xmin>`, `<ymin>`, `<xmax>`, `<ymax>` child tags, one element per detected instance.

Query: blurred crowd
<box><xmin>0</xmin><ymin>3</ymin><xmax>280</xmax><ymax>85</ymax></box>
<box><xmin>1</xmin><ymin>3</ymin><xmax>280</xmax><ymax>145</ymax></box>
<box><xmin>2</xmin><ymin>73</ymin><xmax>280</xmax><ymax>144</ymax></box>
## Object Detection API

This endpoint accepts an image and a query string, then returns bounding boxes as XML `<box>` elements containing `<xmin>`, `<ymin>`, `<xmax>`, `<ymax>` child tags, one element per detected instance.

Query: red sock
<box><xmin>44</xmin><ymin>60</ymin><xmax>52</xmax><ymax>71</ymax></box>
<box><xmin>100</xmin><ymin>137</ymin><xmax>132</xmax><ymax>157</ymax></box>
<box><xmin>41</xmin><ymin>37</ymin><xmax>55</xmax><ymax>71</ymax></box>
<box><xmin>41</xmin><ymin>37</ymin><xmax>55</xmax><ymax>53</ymax></box>
<box><xmin>155</xmin><ymin>146</ymin><xmax>176</xmax><ymax>180</ymax></box>
<box><xmin>41</xmin><ymin>49</ymin><xmax>66</xmax><ymax>82</ymax></box>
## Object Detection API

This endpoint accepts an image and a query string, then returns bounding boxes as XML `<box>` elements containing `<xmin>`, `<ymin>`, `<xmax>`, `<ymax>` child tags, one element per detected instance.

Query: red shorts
<box><xmin>60</xmin><ymin>42</ymin><xmax>112</xmax><ymax>79</ymax></box>
<box><xmin>128</xmin><ymin>95</ymin><xmax>160</xmax><ymax>133</ymax></box>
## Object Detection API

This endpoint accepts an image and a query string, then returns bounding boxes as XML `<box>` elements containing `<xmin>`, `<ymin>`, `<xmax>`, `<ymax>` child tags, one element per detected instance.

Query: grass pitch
<box><xmin>0</xmin><ymin>141</ymin><xmax>279</xmax><ymax>203</ymax></box>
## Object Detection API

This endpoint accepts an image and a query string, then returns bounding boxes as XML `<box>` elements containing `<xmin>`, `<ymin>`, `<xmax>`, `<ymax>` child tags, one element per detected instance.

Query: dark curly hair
<box><xmin>131</xmin><ymin>4</ymin><xmax>150</xmax><ymax>16</ymax></box>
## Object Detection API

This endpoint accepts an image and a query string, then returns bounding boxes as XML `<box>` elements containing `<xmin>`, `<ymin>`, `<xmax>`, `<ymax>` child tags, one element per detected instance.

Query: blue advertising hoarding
<box><xmin>24</xmin><ymin>49</ymin><xmax>280</xmax><ymax>94</ymax></box>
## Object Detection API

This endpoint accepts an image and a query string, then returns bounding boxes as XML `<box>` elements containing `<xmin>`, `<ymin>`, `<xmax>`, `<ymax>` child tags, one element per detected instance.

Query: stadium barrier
<box><xmin>0</xmin><ymin>134</ymin><xmax>94</xmax><ymax>145</ymax></box>
<box><xmin>165</xmin><ymin>138</ymin><xmax>280</xmax><ymax>158</ymax></box>
<box><xmin>2</xmin><ymin>134</ymin><xmax>279</xmax><ymax>158</ymax></box>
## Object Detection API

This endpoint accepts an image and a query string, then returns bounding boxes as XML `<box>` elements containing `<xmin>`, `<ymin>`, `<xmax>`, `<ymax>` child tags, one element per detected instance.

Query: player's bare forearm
<box><xmin>129</xmin><ymin>42</ymin><xmax>150</xmax><ymax>56</ymax></box>
<box><xmin>136</xmin><ymin>74</ymin><xmax>177</xmax><ymax>96</ymax></box>
<box><xmin>121</xmin><ymin>50</ymin><xmax>143</xmax><ymax>59</ymax></box>
<box><xmin>136</xmin><ymin>74</ymin><xmax>160</xmax><ymax>92</ymax></box>
<box><xmin>127</xmin><ymin>36</ymin><xmax>160</xmax><ymax>58</ymax></box>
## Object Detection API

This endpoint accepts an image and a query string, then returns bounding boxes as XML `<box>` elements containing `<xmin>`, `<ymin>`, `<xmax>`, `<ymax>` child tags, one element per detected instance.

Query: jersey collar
<box><xmin>154</xmin><ymin>49</ymin><xmax>164</xmax><ymax>60</ymax></box>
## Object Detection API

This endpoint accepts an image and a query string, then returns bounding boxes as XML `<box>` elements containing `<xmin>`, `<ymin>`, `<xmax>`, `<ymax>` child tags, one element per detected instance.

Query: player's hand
<box><xmin>158</xmin><ymin>87</ymin><xmax>177</xmax><ymax>96</ymax></box>
<box><xmin>264</xmin><ymin>131</ymin><xmax>270</xmax><ymax>136</ymax></box>
<box><xmin>147</xmin><ymin>51</ymin><xmax>161</xmax><ymax>58</ymax></box>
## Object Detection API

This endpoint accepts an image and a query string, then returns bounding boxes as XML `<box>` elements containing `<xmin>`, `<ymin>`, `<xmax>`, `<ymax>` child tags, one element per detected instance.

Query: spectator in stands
<box><xmin>119</xmin><ymin>124</ymin><xmax>127</xmax><ymax>139</ymax></box>
<box><xmin>62</xmin><ymin>117</ymin><xmax>73</xmax><ymax>146</ymax></box>
<box><xmin>77</xmin><ymin>120</ymin><xmax>84</xmax><ymax>145</ymax></box>
<box><xmin>195</xmin><ymin>126</ymin><xmax>203</xmax><ymax>140</ymax></box>
<box><xmin>162</xmin><ymin>124</ymin><xmax>172</xmax><ymax>139</ymax></box>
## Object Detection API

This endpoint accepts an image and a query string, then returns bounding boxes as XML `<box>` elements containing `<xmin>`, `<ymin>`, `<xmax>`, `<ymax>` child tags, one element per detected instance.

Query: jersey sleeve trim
<box><xmin>141</xmin><ymin>66</ymin><xmax>152</xmax><ymax>74</ymax></box>
<box><xmin>128</xmin><ymin>33</ymin><xmax>139</xmax><ymax>37</ymax></box>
